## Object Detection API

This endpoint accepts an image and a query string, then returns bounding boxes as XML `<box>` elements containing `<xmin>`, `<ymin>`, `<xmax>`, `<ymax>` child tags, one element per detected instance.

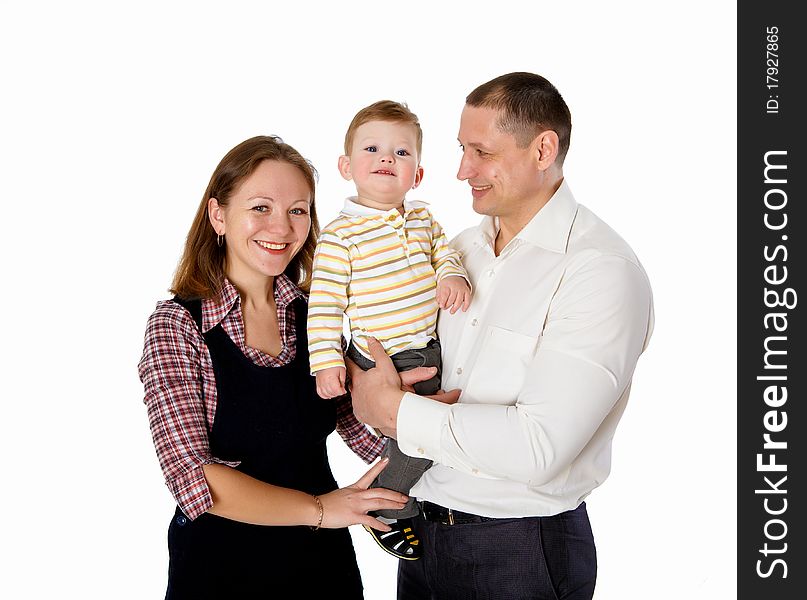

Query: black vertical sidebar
<box><xmin>738</xmin><ymin>3</ymin><xmax>804</xmax><ymax>599</ymax></box>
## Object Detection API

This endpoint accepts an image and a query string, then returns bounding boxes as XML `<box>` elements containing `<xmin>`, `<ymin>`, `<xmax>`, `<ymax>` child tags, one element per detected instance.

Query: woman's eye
<box><xmin>289</xmin><ymin>208</ymin><xmax>308</xmax><ymax>216</ymax></box>
<box><xmin>253</xmin><ymin>205</ymin><xmax>269</xmax><ymax>213</ymax></box>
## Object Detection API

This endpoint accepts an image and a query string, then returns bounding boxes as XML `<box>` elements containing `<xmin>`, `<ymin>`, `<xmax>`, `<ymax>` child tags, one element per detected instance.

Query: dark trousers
<box><xmin>398</xmin><ymin>503</ymin><xmax>597</xmax><ymax>600</ymax></box>
<box><xmin>347</xmin><ymin>340</ymin><xmax>441</xmax><ymax>519</ymax></box>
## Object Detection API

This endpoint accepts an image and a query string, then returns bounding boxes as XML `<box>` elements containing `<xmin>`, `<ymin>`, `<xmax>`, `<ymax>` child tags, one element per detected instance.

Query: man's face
<box><xmin>456</xmin><ymin>105</ymin><xmax>541</xmax><ymax>221</ymax></box>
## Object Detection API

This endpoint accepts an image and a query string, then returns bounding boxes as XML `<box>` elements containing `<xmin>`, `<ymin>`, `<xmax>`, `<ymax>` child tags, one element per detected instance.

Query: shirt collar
<box><xmin>200</xmin><ymin>274</ymin><xmax>304</xmax><ymax>333</ymax></box>
<box><xmin>476</xmin><ymin>179</ymin><xmax>578</xmax><ymax>254</ymax></box>
<box><xmin>341</xmin><ymin>196</ymin><xmax>429</xmax><ymax>218</ymax></box>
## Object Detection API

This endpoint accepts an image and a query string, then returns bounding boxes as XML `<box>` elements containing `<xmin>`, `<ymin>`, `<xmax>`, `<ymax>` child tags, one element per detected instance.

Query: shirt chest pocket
<box><xmin>465</xmin><ymin>326</ymin><xmax>539</xmax><ymax>405</ymax></box>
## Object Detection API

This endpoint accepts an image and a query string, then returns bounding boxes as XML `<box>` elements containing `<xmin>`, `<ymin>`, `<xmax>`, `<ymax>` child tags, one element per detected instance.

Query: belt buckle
<box><xmin>445</xmin><ymin>508</ymin><xmax>455</xmax><ymax>526</ymax></box>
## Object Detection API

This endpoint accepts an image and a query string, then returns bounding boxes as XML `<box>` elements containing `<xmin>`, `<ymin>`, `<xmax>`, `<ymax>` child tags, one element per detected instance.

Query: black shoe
<box><xmin>363</xmin><ymin>517</ymin><xmax>422</xmax><ymax>560</ymax></box>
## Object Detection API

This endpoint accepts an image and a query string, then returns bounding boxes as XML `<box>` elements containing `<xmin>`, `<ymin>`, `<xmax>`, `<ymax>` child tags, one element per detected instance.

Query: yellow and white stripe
<box><xmin>307</xmin><ymin>197</ymin><xmax>467</xmax><ymax>373</ymax></box>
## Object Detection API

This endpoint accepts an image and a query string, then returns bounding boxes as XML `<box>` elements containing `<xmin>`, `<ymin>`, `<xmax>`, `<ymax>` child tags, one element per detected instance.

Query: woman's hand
<box><xmin>318</xmin><ymin>458</ymin><xmax>408</xmax><ymax>531</ymax></box>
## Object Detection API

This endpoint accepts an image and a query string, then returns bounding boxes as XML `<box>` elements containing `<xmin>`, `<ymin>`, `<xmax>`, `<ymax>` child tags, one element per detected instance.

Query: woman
<box><xmin>138</xmin><ymin>136</ymin><xmax>409</xmax><ymax>598</ymax></box>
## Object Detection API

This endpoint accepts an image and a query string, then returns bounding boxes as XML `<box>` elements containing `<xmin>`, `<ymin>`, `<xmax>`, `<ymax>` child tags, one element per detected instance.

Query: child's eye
<box><xmin>396</xmin><ymin>149</ymin><xmax>410</xmax><ymax>156</ymax></box>
<box><xmin>364</xmin><ymin>146</ymin><xmax>377</xmax><ymax>152</ymax></box>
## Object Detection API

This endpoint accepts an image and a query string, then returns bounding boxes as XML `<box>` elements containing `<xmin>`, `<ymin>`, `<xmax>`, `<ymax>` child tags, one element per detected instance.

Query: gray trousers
<box><xmin>347</xmin><ymin>339</ymin><xmax>441</xmax><ymax>519</ymax></box>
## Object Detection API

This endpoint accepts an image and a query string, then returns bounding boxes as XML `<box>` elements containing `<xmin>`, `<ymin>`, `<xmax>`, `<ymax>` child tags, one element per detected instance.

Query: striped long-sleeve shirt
<box><xmin>307</xmin><ymin>197</ymin><xmax>468</xmax><ymax>373</ymax></box>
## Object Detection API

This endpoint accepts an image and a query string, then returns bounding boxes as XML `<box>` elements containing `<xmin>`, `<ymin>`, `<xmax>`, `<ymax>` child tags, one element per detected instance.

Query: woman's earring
<box><xmin>217</xmin><ymin>234</ymin><xmax>224</xmax><ymax>247</ymax></box>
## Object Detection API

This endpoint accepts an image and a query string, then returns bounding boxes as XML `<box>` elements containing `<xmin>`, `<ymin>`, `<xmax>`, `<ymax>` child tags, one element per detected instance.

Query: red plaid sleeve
<box><xmin>138</xmin><ymin>300</ymin><xmax>239</xmax><ymax>520</ymax></box>
<box><xmin>334</xmin><ymin>393</ymin><xmax>386</xmax><ymax>463</ymax></box>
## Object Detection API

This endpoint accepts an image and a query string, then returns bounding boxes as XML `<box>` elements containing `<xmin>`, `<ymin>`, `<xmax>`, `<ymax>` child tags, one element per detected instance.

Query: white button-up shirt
<box><xmin>397</xmin><ymin>180</ymin><xmax>654</xmax><ymax>518</ymax></box>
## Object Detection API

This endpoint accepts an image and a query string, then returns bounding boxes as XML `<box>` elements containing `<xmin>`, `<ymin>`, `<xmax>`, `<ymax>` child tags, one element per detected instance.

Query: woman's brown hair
<box><xmin>170</xmin><ymin>135</ymin><xmax>320</xmax><ymax>299</ymax></box>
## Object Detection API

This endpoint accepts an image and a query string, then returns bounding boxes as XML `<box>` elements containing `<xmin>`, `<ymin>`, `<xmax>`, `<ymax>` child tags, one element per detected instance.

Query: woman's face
<box><xmin>209</xmin><ymin>160</ymin><xmax>312</xmax><ymax>283</ymax></box>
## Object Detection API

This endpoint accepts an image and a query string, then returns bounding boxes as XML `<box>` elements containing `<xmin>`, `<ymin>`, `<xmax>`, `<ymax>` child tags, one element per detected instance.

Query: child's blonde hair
<box><xmin>343</xmin><ymin>100</ymin><xmax>423</xmax><ymax>158</ymax></box>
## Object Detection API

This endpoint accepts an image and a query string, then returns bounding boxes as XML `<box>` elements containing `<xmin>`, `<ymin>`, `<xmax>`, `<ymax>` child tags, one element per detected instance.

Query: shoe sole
<box><xmin>362</xmin><ymin>525</ymin><xmax>421</xmax><ymax>561</ymax></box>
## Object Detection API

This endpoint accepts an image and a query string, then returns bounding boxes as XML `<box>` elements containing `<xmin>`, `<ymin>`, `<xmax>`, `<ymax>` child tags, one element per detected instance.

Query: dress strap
<box><xmin>172</xmin><ymin>296</ymin><xmax>203</xmax><ymax>331</ymax></box>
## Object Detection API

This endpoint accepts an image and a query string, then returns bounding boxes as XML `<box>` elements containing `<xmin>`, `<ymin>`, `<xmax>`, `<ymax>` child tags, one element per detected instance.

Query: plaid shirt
<box><xmin>138</xmin><ymin>275</ymin><xmax>384</xmax><ymax>520</ymax></box>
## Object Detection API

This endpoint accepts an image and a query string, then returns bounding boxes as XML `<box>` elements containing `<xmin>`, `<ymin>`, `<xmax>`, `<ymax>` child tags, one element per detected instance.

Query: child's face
<box><xmin>339</xmin><ymin>120</ymin><xmax>423</xmax><ymax>210</ymax></box>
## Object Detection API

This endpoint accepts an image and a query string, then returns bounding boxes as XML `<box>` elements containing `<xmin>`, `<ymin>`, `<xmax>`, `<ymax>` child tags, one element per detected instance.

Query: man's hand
<box><xmin>347</xmin><ymin>338</ymin><xmax>461</xmax><ymax>437</ymax></box>
<box><xmin>345</xmin><ymin>339</ymin><xmax>404</xmax><ymax>432</ymax></box>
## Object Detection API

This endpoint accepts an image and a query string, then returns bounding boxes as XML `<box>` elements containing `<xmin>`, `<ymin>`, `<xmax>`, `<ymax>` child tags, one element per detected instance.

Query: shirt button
<box><xmin>471</xmin><ymin>318</ymin><xmax>478</xmax><ymax>326</ymax></box>
<box><xmin>487</xmin><ymin>270</ymin><xmax>495</xmax><ymax>277</ymax></box>
<box><xmin>456</xmin><ymin>367</ymin><xmax>463</xmax><ymax>375</ymax></box>
<box><xmin>472</xmin><ymin>468</ymin><xmax>479</xmax><ymax>474</ymax></box>
<box><xmin>176</xmin><ymin>515</ymin><xmax>188</xmax><ymax>526</ymax></box>
<box><xmin>417</xmin><ymin>448</ymin><xmax>425</xmax><ymax>455</ymax></box>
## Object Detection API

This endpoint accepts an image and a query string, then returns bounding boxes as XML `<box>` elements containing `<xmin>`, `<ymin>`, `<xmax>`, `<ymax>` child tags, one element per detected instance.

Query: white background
<box><xmin>1</xmin><ymin>1</ymin><xmax>736</xmax><ymax>598</ymax></box>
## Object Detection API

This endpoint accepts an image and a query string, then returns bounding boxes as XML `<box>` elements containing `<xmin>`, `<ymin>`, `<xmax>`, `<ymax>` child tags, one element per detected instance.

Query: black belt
<box><xmin>419</xmin><ymin>501</ymin><xmax>499</xmax><ymax>525</ymax></box>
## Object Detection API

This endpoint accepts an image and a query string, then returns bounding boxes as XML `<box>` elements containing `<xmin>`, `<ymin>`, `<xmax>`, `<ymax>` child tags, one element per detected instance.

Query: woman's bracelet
<box><xmin>310</xmin><ymin>495</ymin><xmax>323</xmax><ymax>531</ymax></box>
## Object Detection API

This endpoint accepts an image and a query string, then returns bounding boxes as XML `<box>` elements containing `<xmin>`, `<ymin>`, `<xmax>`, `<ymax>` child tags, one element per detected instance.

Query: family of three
<box><xmin>139</xmin><ymin>72</ymin><xmax>654</xmax><ymax>599</ymax></box>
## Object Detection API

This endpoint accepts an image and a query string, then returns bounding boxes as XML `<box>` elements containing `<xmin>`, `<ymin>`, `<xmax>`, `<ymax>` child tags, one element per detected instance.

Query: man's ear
<box><xmin>533</xmin><ymin>130</ymin><xmax>560</xmax><ymax>170</ymax></box>
<box><xmin>337</xmin><ymin>155</ymin><xmax>353</xmax><ymax>181</ymax></box>
<box><xmin>208</xmin><ymin>198</ymin><xmax>225</xmax><ymax>234</ymax></box>
<box><xmin>412</xmin><ymin>165</ymin><xmax>424</xmax><ymax>189</ymax></box>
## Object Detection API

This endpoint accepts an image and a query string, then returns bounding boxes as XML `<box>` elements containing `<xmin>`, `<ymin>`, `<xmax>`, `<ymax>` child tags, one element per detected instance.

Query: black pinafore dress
<box><xmin>165</xmin><ymin>297</ymin><xmax>363</xmax><ymax>599</ymax></box>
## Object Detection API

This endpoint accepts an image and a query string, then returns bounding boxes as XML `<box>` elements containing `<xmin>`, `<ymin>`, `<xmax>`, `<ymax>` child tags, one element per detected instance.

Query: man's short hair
<box><xmin>466</xmin><ymin>72</ymin><xmax>572</xmax><ymax>164</ymax></box>
<box><xmin>344</xmin><ymin>100</ymin><xmax>423</xmax><ymax>158</ymax></box>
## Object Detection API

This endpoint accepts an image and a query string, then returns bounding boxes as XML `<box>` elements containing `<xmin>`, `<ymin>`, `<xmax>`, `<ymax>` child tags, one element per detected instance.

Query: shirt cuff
<box><xmin>436</xmin><ymin>271</ymin><xmax>472</xmax><ymax>292</ymax></box>
<box><xmin>167</xmin><ymin>465</ymin><xmax>213</xmax><ymax>521</ymax></box>
<box><xmin>397</xmin><ymin>391</ymin><xmax>451</xmax><ymax>462</ymax></box>
<box><xmin>167</xmin><ymin>456</ymin><xmax>240</xmax><ymax>521</ymax></box>
<box><xmin>309</xmin><ymin>349</ymin><xmax>346</xmax><ymax>373</ymax></box>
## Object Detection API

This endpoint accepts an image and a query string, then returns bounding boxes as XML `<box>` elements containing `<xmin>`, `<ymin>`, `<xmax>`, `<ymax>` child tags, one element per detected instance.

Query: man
<box><xmin>348</xmin><ymin>72</ymin><xmax>654</xmax><ymax>600</ymax></box>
